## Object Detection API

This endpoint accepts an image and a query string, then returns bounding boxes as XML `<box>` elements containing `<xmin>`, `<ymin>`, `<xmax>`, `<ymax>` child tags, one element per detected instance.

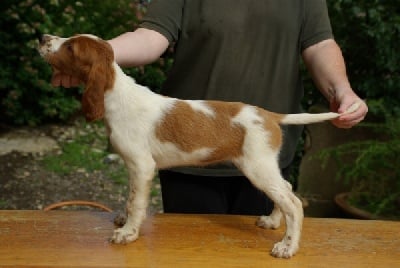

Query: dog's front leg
<box><xmin>111</xmin><ymin>156</ymin><xmax>155</xmax><ymax>244</ymax></box>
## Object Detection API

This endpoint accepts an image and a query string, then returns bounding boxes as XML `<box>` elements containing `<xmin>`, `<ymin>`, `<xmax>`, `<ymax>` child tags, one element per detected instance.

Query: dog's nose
<box><xmin>39</xmin><ymin>34</ymin><xmax>52</xmax><ymax>45</ymax></box>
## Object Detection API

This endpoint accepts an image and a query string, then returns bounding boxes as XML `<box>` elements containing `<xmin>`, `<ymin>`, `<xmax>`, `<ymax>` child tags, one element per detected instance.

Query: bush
<box><xmin>0</xmin><ymin>0</ymin><xmax>168</xmax><ymax>126</ymax></box>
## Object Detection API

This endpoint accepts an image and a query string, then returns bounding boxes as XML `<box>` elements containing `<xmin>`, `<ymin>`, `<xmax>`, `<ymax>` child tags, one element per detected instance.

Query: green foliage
<box><xmin>303</xmin><ymin>0</ymin><xmax>400</xmax><ymax>116</ymax></box>
<box><xmin>320</xmin><ymin>111</ymin><xmax>400</xmax><ymax>218</ymax></box>
<box><xmin>0</xmin><ymin>0</ymin><xmax>167</xmax><ymax>126</ymax></box>
<box><xmin>2</xmin><ymin>0</ymin><xmax>398</xmax><ymax>125</ymax></box>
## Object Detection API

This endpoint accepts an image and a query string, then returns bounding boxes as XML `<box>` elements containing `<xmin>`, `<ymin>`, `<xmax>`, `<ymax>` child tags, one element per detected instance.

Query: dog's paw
<box><xmin>256</xmin><ymin>215</ymin><xmax>281</xmax><ymax>229</ymax></box>
<box><xmin>110</xmin><ymin>227</ymin><xmax>138</xmax><ymax>244</ymax></box>
<box><xmin>270</xmin><ymin>240</ymin><xmax>298</xmax><ymax>258</ymax></box>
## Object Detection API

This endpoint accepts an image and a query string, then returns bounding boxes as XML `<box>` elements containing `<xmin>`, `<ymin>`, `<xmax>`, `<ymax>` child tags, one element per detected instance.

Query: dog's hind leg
<box><xmin>234</xmin><ymin>156</ymin><xmax>303</xmax><ymax>258</ymax></box>
<box><xmin>256</xmin><ymin>204</ymin><xmax>282</xmax><ymax>229</ymax></box>
<box><xmin>256</xmin><ymin>180</ymin><xmax>292</xmax><ymax>229</ymax></box>
<box><xmin>111</xmin><ymin>153</ymin><xmax>155</xmax><ymax>244</ymax></box>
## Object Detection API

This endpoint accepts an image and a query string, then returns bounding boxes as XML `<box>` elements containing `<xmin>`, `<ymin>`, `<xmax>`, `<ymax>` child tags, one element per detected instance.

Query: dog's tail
<box><xmin>280</xmin><ymin>112</ymin><xmax>339</xmax><ymax>125</ymax></box>
<box><xmin>279</xmin><ymin>102</ymin><xmax>360</xmax><ymax>125</ymax></box>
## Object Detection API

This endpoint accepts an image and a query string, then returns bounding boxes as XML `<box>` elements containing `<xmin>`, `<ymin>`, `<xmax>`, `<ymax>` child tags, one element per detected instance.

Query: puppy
<box><xmin>38</xmin><ymin>34</ymin><xmax>359</xmax><ymax>258</ymax></box>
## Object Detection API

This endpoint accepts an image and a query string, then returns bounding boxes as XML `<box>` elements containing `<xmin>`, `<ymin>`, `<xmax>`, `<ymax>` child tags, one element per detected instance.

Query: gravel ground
<box><xmin>0</xmin><ymin>120</ymin><xmax>162</xmax><ymax>214</ymax></box>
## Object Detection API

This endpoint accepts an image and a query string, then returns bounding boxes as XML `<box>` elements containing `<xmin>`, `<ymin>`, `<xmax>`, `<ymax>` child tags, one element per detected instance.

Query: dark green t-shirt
<box><xmin>140</xmin><ymin>0</ymin><xmax>333</xmax><ymax>176</ymax></box>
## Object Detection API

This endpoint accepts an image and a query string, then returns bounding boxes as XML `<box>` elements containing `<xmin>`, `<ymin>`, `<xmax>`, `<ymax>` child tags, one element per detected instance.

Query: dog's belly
<box><xmin>151</xmin><ymin>141</ymin><xmax>215</xmax><ymax>169</ymax></box>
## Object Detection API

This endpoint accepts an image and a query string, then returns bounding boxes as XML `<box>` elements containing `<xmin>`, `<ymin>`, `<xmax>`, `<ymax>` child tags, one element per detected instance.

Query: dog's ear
<box><xmin>81</xmin><ymin>62</ymin><xmax>107</xmax><ymax>122</ymax></box>
<box><xmin>76</xmin><ymin>37</ymin><xmax>115</xmax><ymax>122</ymax></box>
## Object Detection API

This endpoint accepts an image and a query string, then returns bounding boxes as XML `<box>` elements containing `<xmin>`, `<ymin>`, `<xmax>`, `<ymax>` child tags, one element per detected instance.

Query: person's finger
<box><xmin>335</xmin><ymin>101</ymin><xmax>368</xmax><ymax>128</ymax></box>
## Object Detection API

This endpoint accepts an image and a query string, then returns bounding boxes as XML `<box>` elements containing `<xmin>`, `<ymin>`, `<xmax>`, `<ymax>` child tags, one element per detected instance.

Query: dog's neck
<box><xmin>110</xmin><ymin>63</ymin><xmax>153</xmax><ymax>96</ymax></box>
<box><xmin>103</xmin><ymin>62</ymin><xmax>169</xmax><ymax>125</ymax></box>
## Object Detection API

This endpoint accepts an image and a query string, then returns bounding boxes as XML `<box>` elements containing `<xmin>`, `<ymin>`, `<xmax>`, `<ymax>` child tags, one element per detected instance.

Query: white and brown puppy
<box><xmin>38</xmin><ymin>34</ymin><xmax>359</xmax><ymax>258</ymax></box>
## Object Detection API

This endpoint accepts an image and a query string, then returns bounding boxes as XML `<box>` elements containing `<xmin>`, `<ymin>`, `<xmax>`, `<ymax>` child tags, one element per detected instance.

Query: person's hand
<box><xmin>51</xmin><ymin>68</ymin><xmax>81</xmax><ymax>88</ymax></box>
<box><xmin>330</xmin><ymin>90</ymin><xmax>368</xmax><ymax>129</ymax></box>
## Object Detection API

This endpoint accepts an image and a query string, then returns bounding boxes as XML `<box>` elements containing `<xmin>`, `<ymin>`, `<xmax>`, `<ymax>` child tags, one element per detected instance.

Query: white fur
<box><xmin>186</xmin><ymin>100</ymin><xmax>216</xmax><ymax>117</ymax></box>
<box><xmin>281</xmin><ymin>112</ymin><xmax>339</xmax><ymax>125</ymax></box>
<box><xmin>38</xmin><ymin>34</ymin><xmax>352</xmax><ymax>258</ymax></box>
<box><xmin>151</xmin><ymin>141</ymin><xmax>214</xmax><ymax>169</ymax></box>
<box><xmin>38</xmin><ymin>34</ymin><xmax>68</xmax><ymax>56</ymax></box>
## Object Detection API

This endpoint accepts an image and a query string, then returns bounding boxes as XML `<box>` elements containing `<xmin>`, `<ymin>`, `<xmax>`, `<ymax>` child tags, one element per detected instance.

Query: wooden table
<box><xmin>0</xmin><ymin>211</ymin><xmax>399</xmax><ymax>267</ymax></box>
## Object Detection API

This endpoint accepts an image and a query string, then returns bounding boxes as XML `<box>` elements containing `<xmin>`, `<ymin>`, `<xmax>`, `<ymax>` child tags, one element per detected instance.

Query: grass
<box><xmin>43</xmin><ymin>141</ymin><xmax>106</xmax><ymax>174</ymax></box>
<box><xmin>41</xmin><ymin>121</ymin><xmax>128</xmax><ymax>185</ymax></box>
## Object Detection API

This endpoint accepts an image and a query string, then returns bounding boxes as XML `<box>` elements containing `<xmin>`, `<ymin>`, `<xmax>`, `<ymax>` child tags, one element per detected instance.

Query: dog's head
<box><xmin>38</xmin><ymin>34</ymin><xmax>115</xmax><ymax>121</ymax></box>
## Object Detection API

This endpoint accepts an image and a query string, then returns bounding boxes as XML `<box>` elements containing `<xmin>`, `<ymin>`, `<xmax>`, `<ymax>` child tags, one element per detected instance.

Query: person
<box><xmin>51</xmin><ymin>0</ymin><xmax>368</xmax><ymax>216</ymax></box>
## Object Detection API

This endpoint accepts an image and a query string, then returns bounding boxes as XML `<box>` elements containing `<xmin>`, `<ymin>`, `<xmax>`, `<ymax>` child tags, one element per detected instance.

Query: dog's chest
<box><xmin>104</xmin><ymin>85</ymin><xmax>171</xmax><ymax>127</ymax></box>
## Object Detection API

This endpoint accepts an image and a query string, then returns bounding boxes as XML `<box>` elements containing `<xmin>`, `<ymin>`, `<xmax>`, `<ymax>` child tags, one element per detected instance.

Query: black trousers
<box><xmin>159</xmin><ymin>167</ymin><xmax>291</xmax><ymax>216</ymax></box>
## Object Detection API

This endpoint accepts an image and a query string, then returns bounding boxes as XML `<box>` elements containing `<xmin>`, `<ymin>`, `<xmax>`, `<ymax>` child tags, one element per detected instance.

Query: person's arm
<box><xmin>302</xmin><ymin>39</ymin><xmax>368</xmax><ymax>128</ymax></box>
<box><xmin>108</xmin><ymin>28</ymin><xmax>169</xmax><ymax>67</ymax></box>
<box><xmin>51</xmin><ymin>28</ymin><xmax>169</xmax><ymax>87</ymax></box>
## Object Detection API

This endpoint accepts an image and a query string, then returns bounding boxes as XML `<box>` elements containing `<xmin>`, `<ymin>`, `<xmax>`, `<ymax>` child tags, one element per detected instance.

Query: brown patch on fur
<box><xmin>47</xmin><ymin>35</ymin><xmax>115</xmax><ymax>121</ymax></box>
<box><xmin>156</xmin><ymin>100</ymin><xmax>246</xmax><ymax>164</ymax></box>
<box><xmin>256</xmin><ymin>108</ymin><xmax>284</xmax><ymax>150</ymax></box>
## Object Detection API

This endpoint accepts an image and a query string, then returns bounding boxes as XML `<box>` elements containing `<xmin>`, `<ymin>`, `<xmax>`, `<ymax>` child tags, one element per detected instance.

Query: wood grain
<box><xmin>0</xmin><ymin>211</ymin><xmax>399</xmax><ymax>267</ymax></box>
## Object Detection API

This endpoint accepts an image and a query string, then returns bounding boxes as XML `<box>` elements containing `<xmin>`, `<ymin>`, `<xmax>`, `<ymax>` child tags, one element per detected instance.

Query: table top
<box><xmin>0</xmin><ymin>210</ymin><xmax>399</xmax><ymax>267</ymax></box>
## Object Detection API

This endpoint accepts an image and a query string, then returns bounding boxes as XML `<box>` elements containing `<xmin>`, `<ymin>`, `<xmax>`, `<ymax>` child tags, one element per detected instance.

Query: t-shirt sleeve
<box><xmin>300</xmin><ymin>0</ymin><xmax>333</xmax><ymax>51</ymax></box>
<box><xmin>139</xmin><ymin>0</ymin><xmax>184</xmax><ymax>43</ymax></box>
